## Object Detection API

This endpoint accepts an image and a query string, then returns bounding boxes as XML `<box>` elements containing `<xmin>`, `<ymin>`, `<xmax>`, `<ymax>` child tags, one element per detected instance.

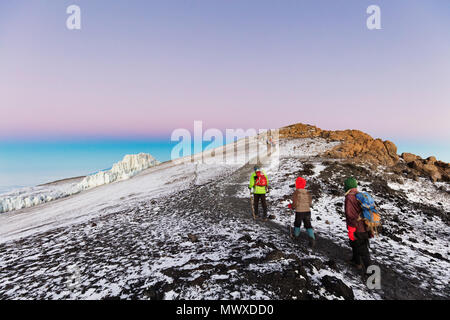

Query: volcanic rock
<box><xmin>280</xmin><ymin>124</ymin><xmax>399</xmax><ymax>166</ymax></box>
<box><xmin>321</xmin><ymin>275</ymin><xmax>354</xmax><ymax>300</ymax></box>
<box><xmin>280</xmin><ymin>123</ymin><xmax>448</xmax><ymax>182</ymax></box>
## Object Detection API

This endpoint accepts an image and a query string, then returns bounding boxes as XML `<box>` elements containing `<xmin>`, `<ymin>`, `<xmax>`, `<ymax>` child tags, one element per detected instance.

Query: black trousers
<box><xmin>253</xmin><ymin>194</ymin><xmax>268</xmax><ymax>217</ymax></box>
<box><xmin>350</xmin><ymin>232</ymin><xmax>371</xmax><ymax>268</ymax></box>
<box><xmin>294</xmin><ymin>211</ymin><xmax>312</xmax><ymax>229</ymax></box>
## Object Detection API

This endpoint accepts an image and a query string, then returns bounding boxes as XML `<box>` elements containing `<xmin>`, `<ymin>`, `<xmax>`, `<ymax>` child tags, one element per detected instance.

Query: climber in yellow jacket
<box><xmin>248</xmin><ymin>165</ymin><xmax>269</xmax><ymax>219</ymax></box>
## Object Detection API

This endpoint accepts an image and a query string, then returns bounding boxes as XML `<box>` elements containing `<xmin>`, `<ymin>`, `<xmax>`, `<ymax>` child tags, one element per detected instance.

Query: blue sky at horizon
<box><xmin>0</xmin><ymin>139</ymin><xmax>175</xmax><ymax>188</ymax></box>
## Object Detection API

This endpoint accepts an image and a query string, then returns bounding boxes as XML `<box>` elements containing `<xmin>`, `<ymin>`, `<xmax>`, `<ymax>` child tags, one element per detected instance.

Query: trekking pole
<box><xmin>250</xmin><ymin>189</ymin><xmax>256</xmax><ymax>220</ymax></box>
<box><xmin>288</xmin><ymin>208</ymin><xmax>295</xmax><ymax>239</ymax></box>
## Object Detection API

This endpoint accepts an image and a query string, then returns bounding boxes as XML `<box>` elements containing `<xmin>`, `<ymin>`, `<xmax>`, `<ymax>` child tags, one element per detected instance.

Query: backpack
<box><xmin>255</xmin><ymin>171</ymin><xmax>267</xmax><ymax>187</ymax></box>
<box><xmin>355</xmin><ymin>192</ymin><xmax>381</xmax><ymax>236</ymax></box>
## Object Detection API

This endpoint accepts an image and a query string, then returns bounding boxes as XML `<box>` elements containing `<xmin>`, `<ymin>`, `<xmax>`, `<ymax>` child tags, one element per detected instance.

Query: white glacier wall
<box><xmin>0</xmin><ymin>153</ymin><xmax>159</xmax><ymax>214</ymax></box>
<box><xmin>0</xmin><ymin>184</ymin><xmax>80</xmax><ymax>214</ymax></box>
<box><xmin>78</xmin><ymin>153</ymin><xmax>159</xmax><ymax>190</ymax></box>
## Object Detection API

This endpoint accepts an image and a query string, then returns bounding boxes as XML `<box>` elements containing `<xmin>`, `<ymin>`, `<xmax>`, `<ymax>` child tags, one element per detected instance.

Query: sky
<box><xmin>0</xmin><ymin>0</ymin><xmax>449</xmax><ymax>187</ymax></box>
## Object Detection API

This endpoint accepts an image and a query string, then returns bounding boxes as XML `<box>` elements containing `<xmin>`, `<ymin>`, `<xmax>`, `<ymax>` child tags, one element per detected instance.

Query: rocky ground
<box><xmin>0</xmin><ymin>136</ymin><xmax>448</xmax><ymax>300</ymax></box>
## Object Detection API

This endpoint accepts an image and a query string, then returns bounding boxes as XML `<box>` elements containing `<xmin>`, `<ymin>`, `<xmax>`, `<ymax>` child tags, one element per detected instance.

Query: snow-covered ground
<box><xmin>0</xmin><ymin>135</ymin><xmax>448</xmax><ymax>300</ymax></box>
<box><xmin>263</xmin><ymin>156</ymin><xmax>450</xmax><ymax>299</ymax></box>
<box><xmin>279</xmin><ymin>138</ymin><xmax>340</xmax><ymax>158</ymax></box>
<box><xmin>388</xmin><ymin>178</ymin><xmax>450</xmax><ymax>213</ymax></box>
<box><xmin>0</xmin><ymin>136</ymin><xmax>268</xmax><ymax>242</ymax></box>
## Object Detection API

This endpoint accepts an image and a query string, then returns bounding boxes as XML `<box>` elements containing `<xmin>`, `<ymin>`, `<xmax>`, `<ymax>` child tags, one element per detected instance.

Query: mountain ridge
<box><xmin>280</xmin><ymin>123</ymin><xmax>449</xmax><ymax>182</ymax></box>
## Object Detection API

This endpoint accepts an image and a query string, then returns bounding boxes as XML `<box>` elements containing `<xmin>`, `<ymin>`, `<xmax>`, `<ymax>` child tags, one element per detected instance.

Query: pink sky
<box><xmin>1</xmin><ymin>1</ymin><xmax>449</xmax><ymax>144</ymax></box>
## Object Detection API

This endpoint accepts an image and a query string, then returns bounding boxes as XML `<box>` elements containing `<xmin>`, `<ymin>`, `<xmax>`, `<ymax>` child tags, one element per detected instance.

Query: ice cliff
<box><xmin>0</xmin><ymin>153</ymin><xmax>159</xmax><ymax>213</ymax></box>
<box><xmin>78</xmin><ymin>153</ymin><xmax>159</xmax><ymax>190</ymax></box>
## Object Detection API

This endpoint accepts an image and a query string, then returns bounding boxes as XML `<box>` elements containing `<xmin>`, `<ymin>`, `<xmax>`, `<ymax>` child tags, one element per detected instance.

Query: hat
<box><xmin>295</xmin><ymin>177</ymin><xmax>306</xmax><ymax>189</ymax></box>
<box><xmin>344</xmin><ymin>177</ymin><xmax>358</xmax><ymax>192</ymax></box>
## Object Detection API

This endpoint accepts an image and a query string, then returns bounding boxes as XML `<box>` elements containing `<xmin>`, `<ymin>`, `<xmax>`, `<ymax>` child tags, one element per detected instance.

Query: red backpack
<box><xmin>255</xmin><ymin>171</ymin><xmax>267</xmax><ymax>187</ymax></box>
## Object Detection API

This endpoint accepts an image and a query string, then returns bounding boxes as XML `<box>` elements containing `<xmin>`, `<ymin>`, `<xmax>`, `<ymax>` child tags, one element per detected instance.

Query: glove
<box><xmin>347</xmin><ymin>226</ymin><xmax>356</xmax><ymax>241</ymax></box>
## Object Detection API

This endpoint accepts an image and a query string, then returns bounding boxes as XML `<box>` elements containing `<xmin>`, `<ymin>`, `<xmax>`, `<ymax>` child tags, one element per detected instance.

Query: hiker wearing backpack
<box><xmin>344</xmin><ymin>177</ymin><xmax>371</xmax><ymax>271</ymax></box>
<box><xmin>248</xmin><ymin>165</ymin><xmax>269</xmax><ymax>220</ymax></box>
<box><xmin>288</xmin><ymin>177</ymin><xmax>315</xmax><ymax>248</ymax></box>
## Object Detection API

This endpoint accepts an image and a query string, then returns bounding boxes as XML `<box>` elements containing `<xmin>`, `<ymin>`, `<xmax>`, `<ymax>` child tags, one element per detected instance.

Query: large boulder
<box><xmin>384</xmin><ymin>140</ymin><xmax>398</xmax><ymax>159</ymax></box>
<box><xmin>279</xmin><ymin>123</ymin><xmax>322</xmax><ymax>139</ymax></box>
<box><xmin>405</xmin><ymin>157</ymin><xmax>448</xmax><ymax>182</ymax></box>
<box><xmin>401</xmin><ymin>152</ymin><xmax>418</xmax><ymax>163</ymax></box>
<box><xmin>323</xmin><ymin>133</ymin><xmax>399</xmax><ymax>166</ymax></box>
<box><xmin>426</xmin><ymin>156</ymin><xmax>437</xmax><ymax>165</ymax></box>
<box><xmin>409</xmin><ymin>159</ymin><xmax>423</xmax><ymax>170</ymax></box>
<box><xmin>422</xmin><ymin>164</ymin><xmax>442</xmax><ymax>182</ymax></box>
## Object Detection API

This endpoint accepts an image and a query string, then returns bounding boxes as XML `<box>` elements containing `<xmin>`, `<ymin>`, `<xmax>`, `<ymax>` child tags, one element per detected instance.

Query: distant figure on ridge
<box><xmin>288</xmin><ymin>177</ymin><xmax>316</xmax><ymax>248</ymax></box>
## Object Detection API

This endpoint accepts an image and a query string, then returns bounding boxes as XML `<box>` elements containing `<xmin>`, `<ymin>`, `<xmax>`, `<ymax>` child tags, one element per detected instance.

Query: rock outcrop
<box><xmin>280</xmin><ymin>123</ymin><xmax>449</xmax><ymax>182</ymax></box>
<box><xmin>280</xmin><ymin>123</ymin><xmax>399</xmax><ymax>166</ymax></box>
<box><xmin>400</xmin><ymin>153</ymin><xmax>450</xmax><ymax>182</ymax></box>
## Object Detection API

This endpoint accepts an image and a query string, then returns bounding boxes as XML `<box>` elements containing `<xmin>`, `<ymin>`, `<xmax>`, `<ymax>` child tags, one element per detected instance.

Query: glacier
<box><xmin>78</xmin><ymin>153</ymin><xmax>159</xmax><ymax>190</ymax></box>
<box><xmin>0</xmin><ymin>153</ymin><xmax>159</xmax><ymax>214</ymax></box>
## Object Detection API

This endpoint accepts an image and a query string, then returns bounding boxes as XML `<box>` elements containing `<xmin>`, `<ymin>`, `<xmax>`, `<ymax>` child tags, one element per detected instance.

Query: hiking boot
<box><xmin>308</xmin><ymin>237</ymin><xmax>316</xmax><ymax>249</ymax></box>
<box><xmin>347</xmin><ymin>259</ymin><xmax>363</xmax><ymax>270</ymax></box>
<box><xmin>353</xmin><ymin>263</ymin><xmax>363</xmax><ymax>270</ymax></box>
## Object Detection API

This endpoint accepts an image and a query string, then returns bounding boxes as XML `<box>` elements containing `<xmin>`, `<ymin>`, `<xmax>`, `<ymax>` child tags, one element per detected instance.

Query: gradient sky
<box><xmin>0</xmin><ymin>0</ymin><xmax>449</xmax><ymax>185</ymax></box>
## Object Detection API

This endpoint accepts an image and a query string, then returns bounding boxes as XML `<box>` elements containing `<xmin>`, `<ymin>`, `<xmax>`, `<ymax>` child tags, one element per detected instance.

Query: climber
<box><xmin>288</xmin><ymin>177</ymin><xmax>315</xmax><ymax>248</ymax></box>
<box><xmin>248</xmin><ymin>165</ymin><xmax>269</xmax><ymax>220</ymax></box>
<box><xmin>344</xmin><ymin>177</ymin><xmax>372</xmax><ymax>271</ymax></box>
